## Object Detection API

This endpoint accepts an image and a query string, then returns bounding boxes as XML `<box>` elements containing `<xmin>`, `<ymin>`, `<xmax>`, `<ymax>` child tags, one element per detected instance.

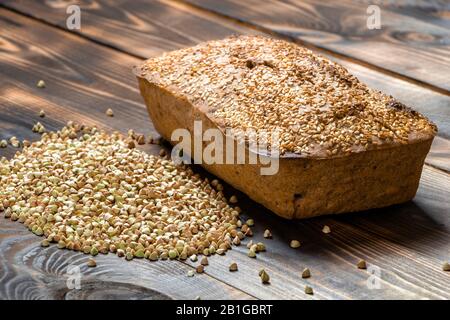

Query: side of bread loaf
<box><xmin>135</xmin><ymin>35</ymin><xmax>437</xmax><ymax>219</ymax></box>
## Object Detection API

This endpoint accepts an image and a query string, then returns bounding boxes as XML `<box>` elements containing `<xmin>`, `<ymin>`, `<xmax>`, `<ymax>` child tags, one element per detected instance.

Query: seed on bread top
<box><xmin>137</xmin><ymin>35</ymin><xmax>437</xmax><ymax>157</ymax></box>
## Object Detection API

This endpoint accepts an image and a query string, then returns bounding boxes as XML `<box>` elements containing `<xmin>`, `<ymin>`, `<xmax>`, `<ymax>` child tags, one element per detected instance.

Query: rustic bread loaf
<box><xmin>134</xmin><ymin>35</ymin><xmax>437</xmax><ymax>219</ymax></box>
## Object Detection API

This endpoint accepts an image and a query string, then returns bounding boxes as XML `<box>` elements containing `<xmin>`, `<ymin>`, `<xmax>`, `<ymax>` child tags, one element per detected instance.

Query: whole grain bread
<box><xmin>134</xmin><ymin>35</ymin><xmax>437</xmax><ymax>219</ymax></box>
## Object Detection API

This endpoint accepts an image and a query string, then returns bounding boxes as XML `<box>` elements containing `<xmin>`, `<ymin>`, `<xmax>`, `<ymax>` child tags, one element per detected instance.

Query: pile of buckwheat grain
<box><xmin>0</xmin><ymin>122</ymin><xmax>246</xmax><ymax>261</ymax></box>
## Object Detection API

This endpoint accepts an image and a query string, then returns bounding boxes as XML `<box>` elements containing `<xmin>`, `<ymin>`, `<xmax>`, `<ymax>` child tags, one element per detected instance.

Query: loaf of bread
<box><xmin>134</xmin><ymin>35</ymin><xmax>437</xmax><ymax>219</ymax></box>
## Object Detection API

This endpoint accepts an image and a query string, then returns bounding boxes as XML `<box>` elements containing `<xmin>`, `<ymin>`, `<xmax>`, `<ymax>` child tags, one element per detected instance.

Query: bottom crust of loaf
<box><xmin>138</xmin><ymin>78</ymin><xmax>433</xmax><ymax>219</ymax></box>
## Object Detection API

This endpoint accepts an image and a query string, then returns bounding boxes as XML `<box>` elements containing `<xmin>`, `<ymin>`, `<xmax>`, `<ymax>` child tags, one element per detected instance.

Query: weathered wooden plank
<box><xmin>352</xmin><ymin>0</ymin><xmax>450</xmax><ymax>29</ymax></box>
<box><xmin>182</xmin><ymin>164</ymin><xmax>450</xmax><ymax>300</ymax></box>
<box><xmin>427</xmin><ymin>136</ymin><xmax>450</xmax><ymax>173</ymax></box>
<box><xmin>2</xmin><ymin>0</ymin><xmax>449</xmax><ymax>173</ymax></box>
<box><xmin>184</xmin><ymin>0</ymin><xmax>450</xmax><ymax>92</ymax></box>
<box><xmin>0</xmin><ymin>9</ymin><xmax>253</xmax><ymax>300</ymax></box>
<box><xmin>0</xmin><ymin>218</ymin><xmax>253</xmax><ymax>300</ymax></box>
<box><xmin>0</xmin><ymin>0</ymin><xmax>259</xmax><ymax>57</ymax></box>
<box><xmin>0</xmin><ymin>8</ymin><xmax>449</xmax><ymax>300</ymax></box>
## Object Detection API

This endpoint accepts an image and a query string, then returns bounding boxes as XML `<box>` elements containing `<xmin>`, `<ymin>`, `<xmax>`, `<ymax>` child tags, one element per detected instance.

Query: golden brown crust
<box><xmin>134</xmin><ymin>35</ymin><xmax>437</xmax><ymax>159</ymax></box>
<box><xmin>136</xmin><ymin>78</ymin><xmax>433</xmax><ymax>219</ymax></box>
<box><xmin>134</xmin><ymin>35</ymin><xmax>437</xmax><ymax>219</ymax></box>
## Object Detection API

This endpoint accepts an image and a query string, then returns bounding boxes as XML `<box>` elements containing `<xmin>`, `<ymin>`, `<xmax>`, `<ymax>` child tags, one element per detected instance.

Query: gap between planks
<box><xmin>176</xmin><ymin>0</ymin><xmax>450</xmax><ymax>97</ymax></box>
<box><xmin>0</xmin><ymin>3</ymin><xmax>146</xmax><ymax>60</ymax></box>
<box><xmin>2</xmin><ymin>0</ymin><xmax>449</xmax><ymax>98</ymax></box>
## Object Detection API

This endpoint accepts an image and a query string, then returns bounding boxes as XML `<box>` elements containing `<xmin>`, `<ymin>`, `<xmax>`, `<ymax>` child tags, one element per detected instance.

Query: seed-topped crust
<box><xmin>135</xmin><ymin>35</ymin><xmax>437</xmax><ymax>158</ymax></box>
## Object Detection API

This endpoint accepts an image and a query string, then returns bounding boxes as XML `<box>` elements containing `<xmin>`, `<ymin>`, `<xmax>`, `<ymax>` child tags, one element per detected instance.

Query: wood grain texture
<box><xmin>0</xmin><ymin>6</ymin><xmax>449</xmax><ymax>300</ymax></box>
<box><xmin>181</xmin><ymin>167</ymin><xmax>450</xmax><ymax>300</ymax></box>
<box><xmin>0</xmin><ymin>9</ymin><xmax>252</xmax><ymax>300</ymax></box>
<box><xmin>1</xmin><ymin>0</ymin><xmax>260</xmax><ymax>57</ymax></box>
<box><xmin>2</xmin><ymin>0</ymin><xmax>450</xmax><ymax>173</ymax></box>
<box><xmin>0</xmin><ymin>217</ymin><xmax>252</xmax><ymax>300</ymax></box>
<box><xmin>428</xmin><ymin>136</ymin><xmax>450</xmax><ymax>173</ymax></box>
<box><xmin>351</xmin><ymin>0</ymin><xmax>450</xmax><ymax>29</ymax></box>
<box><xmin>184</xmin><ymin>0</ymin><xmax>450</xmax><ymax>92</ymax></box>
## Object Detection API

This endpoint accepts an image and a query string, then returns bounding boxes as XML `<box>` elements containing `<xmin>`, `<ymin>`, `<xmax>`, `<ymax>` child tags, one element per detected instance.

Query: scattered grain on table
<box><xmin>259</xmin><ymin>269</ymin><xmax>270</xmax><ymax>284</ymax></box>
<box><xmin>200</xmin><ymin>257</ymin><xmax>209</xmax><ymax>266</ymax></box>
<box><xmin>36</xmin><ymin>80</ymin><xmax>46</xmax><ymax>88</ymax></box>
<box><xmin>290</xmin><ymin>240</ymin><xmax>301</xmax><ymax>248</ymax></box>
<box><xmin>305</xmin><ymin>285</ymin><xmax>314</xmax><ymax>295</ymax></box>
<box><xmin>442</xmin><ymin>262</ymin><xmax>450</xmax><ymax>271</ymax></box>
<box><xmin>248</xmin><ymin>249</ymin><xmax>256</xmax><ymax>258</ymax></box>
<box><xmin>32</xmin><ymin>122</ymin><xmax>46</xmax><ymax>134</ymax></box>
<box><xmin>87</xmin><ymin>258</ymin><xmax>97</xmax><ymax>267</ymax></box>
<box><xmin>9</xmin><ymin>136</ymin><xmax>20</xmax><ymax>148</ymax></box>
<box><xmin>229</xmin><ymin>262</ymin><xmax>238</xmax><ymax>272</ymax></box>
<box><xmin>41</xmin><ymin>239</ymin><xmax>50</xmax><ymax>247</ymax></box>
<box><xmin>196</xmin><ymin>265</ymin><xmax>204</xmax><ymax>274</ymax></box>
<box><xmin>256</xmin><ymin>242</ymin><xmax>266</xmax><ymax>252</ymax></box>
<box><xmin>106</xmin><ymin>108</ymin><xmax>114</xmax><ymax>117</ymax></box>
<box><xmin>302</xmin><ymin>268</ymin><xmax>311</xmax><ymax>278</ymax></box>
<box><xmin>357</xmin><ymin>259</ymin><xmax>367</xmax><ymax>269</ymax></box>
<box><xmin>127</xmin><ymin>129</ymin><xmax>135</xmax><ymax>139</ymax></box>
<box><xmin>136</xmin><ymin>134</ymin><xmax>146</xmax><ymax>145</ymax></box>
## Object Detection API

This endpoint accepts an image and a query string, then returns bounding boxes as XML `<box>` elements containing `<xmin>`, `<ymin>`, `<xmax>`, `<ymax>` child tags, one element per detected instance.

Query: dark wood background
<box><xmin>0</xmin><ymin>0</ymin><xmax>449</xmax><ymax>300</ymax></box>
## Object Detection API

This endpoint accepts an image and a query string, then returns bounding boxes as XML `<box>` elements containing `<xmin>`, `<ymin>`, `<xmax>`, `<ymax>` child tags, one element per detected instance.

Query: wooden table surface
<box><xmin>0</xmin><ymin>0</ymin><xmax>449</xmax><ymax>300</ymax></box>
